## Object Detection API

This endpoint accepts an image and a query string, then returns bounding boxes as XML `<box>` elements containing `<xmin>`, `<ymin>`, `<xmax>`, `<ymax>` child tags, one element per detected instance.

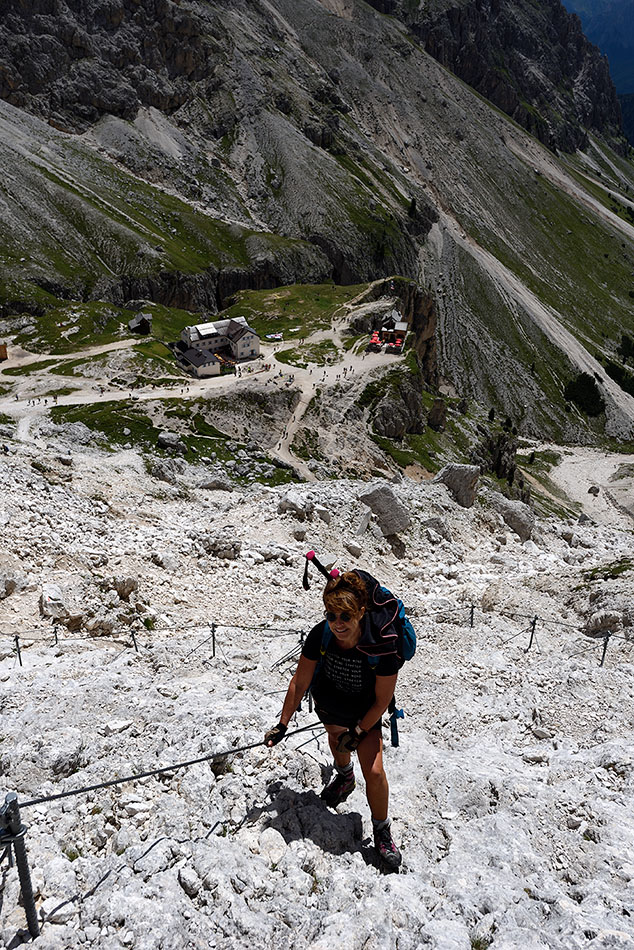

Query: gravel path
<box><xmin>536</xmin><ymin>443</ymin><xmax>634</xmax><ymax>528</ymax></box>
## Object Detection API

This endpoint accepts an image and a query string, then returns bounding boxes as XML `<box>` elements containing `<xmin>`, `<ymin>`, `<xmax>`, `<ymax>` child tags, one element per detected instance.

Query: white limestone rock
<box><xmin>39</xmin><ymin>582</ymin><xmax>68</xmax><ymax>619</ymax></box>
<box><xmin>489</xmin><ymin>490</ymin><xmax>536</xmax><ymax>541</ymax></box>
<box><xmin>358</xmin><ymin>482</ymin><xmax>411</xmax><ymax>535</ymax></box>
<box><xmin>433</xmin><ymin>463</ymin><xmax>480</xmax><ymax>508</ymax></box>
<box><xmin>277</xmin><ymin>489</ymin><xmax>314</xmax><ymax>521</ymax></box>
<box><xmin>39</xmin><ymin>728</ymin><xmax>85</xmax><ymax>776</ymax></box>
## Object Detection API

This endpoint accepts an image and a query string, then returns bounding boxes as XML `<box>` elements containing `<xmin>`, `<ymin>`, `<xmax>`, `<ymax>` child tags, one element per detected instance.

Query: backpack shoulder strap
<box><xmin>320</xmin><ymin>622</ymin><xmax>332</xmax><ymax>656</ymax></box>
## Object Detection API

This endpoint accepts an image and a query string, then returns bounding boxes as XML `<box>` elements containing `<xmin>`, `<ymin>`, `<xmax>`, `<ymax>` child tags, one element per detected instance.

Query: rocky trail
<box><xmin>536</xmin><ymin>444</ymin><xmax>634</xmax><ymax>527</ymax></box>
<box><xmin>1</xmin><ymin>0</ymin><xmax>634</xmax><ymax>943</ymax></box>
<box><xmin>0</xmin><ymin>412</ymin><xmax>633</xmax><ymax>949</ymax></box>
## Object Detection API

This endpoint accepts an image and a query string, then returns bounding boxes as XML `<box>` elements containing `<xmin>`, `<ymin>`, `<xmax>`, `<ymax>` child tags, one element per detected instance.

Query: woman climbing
<box><xmin>264</xmin><ymin>570</ymin><xmax>403</xmax><ymax>872</ymax></box>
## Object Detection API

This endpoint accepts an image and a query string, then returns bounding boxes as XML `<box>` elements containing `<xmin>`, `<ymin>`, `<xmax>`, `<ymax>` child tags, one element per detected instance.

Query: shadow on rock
<box><xmin>246</xmin><ymin>781</ymin><xmax>379</xmax><ymax>866</ymax></box>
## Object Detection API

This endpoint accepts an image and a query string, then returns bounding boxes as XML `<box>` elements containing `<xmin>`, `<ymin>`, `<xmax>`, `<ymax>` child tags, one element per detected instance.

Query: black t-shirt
<box><xmin>302</xmin><ymin>620</ymin><xmax>402</xmax><ymax>724</ymax></box>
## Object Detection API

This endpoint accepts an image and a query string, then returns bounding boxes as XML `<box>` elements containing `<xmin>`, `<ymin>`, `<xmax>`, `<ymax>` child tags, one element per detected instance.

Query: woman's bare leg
<box><xmin>357</xmin><ymin>730</ymin><xmax>388</xmax><ymax>821</ymax></box>
<box><xmin>324</xmin><ymin>724</ymin><xmax>349</xmax><ymax>769</ymax></box>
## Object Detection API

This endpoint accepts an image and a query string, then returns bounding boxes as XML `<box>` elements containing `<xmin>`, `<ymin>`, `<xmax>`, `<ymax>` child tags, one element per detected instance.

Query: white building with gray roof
<box><xmin>181</xmin><ymin>316</ymin><xmax>260</xmax><ymax>362</ymax></box>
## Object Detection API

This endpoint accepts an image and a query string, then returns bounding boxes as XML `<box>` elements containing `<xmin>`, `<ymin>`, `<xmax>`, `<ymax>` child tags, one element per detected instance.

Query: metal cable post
<box><xmin>600</xmin><ymin>632</ymin><xmax>611</xmax><ymax>667</ymax></box>
<box><xmin>14</xmin><ymin>635</ymin><xmax>22</xmax><ymax>667</ymax></box>
<box><xmin>0</xmin><ymin>793</ymin><xmax>39</xmax><ymax>938</ymax></box>
<box><xmin>212</xmin><ymin>623</ymin><xmax>216</xmax><ymax>659</ymax></box>
<box><xmin>470</xmin><ymin>605</ymin><xmax>475</xmax><ymax>628</ymax></box>
<box><xmin>525</xmin><ymin>615</ymin><xmax>538</xmax><ymax>652</ymax></box>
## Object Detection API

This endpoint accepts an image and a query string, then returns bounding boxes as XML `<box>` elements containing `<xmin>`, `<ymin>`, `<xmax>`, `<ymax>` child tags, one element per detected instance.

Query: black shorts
<box><xmin>315</xmin><ymin>707</ymin><xmax>382</xmax><ymax>732</ymax></box>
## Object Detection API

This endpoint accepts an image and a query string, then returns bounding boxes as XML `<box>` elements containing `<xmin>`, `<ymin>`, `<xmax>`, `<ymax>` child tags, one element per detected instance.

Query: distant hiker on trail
<box><xmin>265</xmin><ymin>571</ymin><xmax>403</xmax><ymax>872</ymax></box>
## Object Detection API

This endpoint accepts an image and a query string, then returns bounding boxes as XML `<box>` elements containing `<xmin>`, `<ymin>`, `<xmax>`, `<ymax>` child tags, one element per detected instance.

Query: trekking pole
<box><xmin>0</xmin><ymin>794</ymin><xmax>39</xmax><ymax>938</ymax></box>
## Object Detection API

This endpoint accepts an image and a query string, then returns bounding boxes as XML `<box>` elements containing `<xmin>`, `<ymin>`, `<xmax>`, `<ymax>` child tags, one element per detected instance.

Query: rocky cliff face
<box><xmin>564</xmin><ymin>0</ymin><xmax>634</xmax><ymax>94</ymax></box>
<box><xmin>0</xmin><ymin>0</ymin><xmax>224</xmax><ymax>131</ymax></box>
<box><xmin>367</xmin><ymin>0</ymin><xmax>625</xmax><ymax>152</ymax></box>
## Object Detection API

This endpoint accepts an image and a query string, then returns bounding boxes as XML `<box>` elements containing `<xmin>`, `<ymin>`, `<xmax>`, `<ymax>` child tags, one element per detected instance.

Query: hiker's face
<box><xmin>325</xmin><ymin>606</ymin><xmax>365</xmax><ymax>638</ymax></box>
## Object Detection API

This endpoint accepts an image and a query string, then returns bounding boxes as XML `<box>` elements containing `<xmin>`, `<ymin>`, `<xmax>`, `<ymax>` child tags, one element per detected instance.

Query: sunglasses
<box><xmin>325</xmin><ymin>610</ymin><xmax>354</xmax><ymax>623</ymax></box>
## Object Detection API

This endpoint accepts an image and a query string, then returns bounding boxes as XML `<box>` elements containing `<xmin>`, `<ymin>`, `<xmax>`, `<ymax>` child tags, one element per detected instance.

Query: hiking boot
<box><xmin>320</xmin><ymin>769</ymin><xmax>356</xmax><ymax>808</ymax></box>
<box><xmin>373</xmin><ymin>822</ymin><xmax>402</xmax><ymax>873</ymax></box>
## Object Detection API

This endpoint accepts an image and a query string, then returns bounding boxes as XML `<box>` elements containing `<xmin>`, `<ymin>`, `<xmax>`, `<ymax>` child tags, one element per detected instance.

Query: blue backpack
<box><xmin>343</xmin><ymin>569</ymin><xmax>417</xmax><ymax>665</ymax></box>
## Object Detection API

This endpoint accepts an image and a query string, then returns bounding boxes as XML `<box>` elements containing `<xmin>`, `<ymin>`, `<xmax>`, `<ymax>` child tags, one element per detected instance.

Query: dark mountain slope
<box><xmin>620</xmin><ymin>93</ymin><xmax>634</xmax><ymax>144</ymax></box>
<box><xmin>367</xmin><ymin>0</ymin><xmax>625</xmax><ymax>153</ymax></box>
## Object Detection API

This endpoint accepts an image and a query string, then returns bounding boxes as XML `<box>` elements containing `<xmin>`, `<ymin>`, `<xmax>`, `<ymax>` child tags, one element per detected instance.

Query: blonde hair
<box><xmin>323</xmin><ymin>572</ymin><xmax>367</xmax><ymax>615</ymax></box>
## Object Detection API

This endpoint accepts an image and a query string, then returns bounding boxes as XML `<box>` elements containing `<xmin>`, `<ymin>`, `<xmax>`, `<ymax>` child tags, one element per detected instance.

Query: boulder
<box><xmin>358</xmin><ymin>483</ymin><xmax>411</xmax><ymax>536</ymax></box>
<box><xmin>84</xmin><ymin>613</ymin><xmax>116</xmax><ymax>636</ymax></box>
<box><xmin>315</xmin><ymin>505</ymin><xmax>332</xmax><ymax>525</ymax></box>
<box><xmin>489</xmin><ymin>491</ymin><xmax>535</xmax><ymax>541</ymax></box>
<box><xmin>39</xmin><ymin>727</ymin><xmax>85</xmax><ymax>776</ymax></box>
<box><xmin>585</xmin><ymin>610</ymin><xmax>622</xmax><ymax>635</ymax></box>
<box><xmin>422</xmin><ymin>516</ymin><xmax>452</xmax><ymax>541</ymax></box>
<box><xmin>277</xmin><ymin>490</ymin><xmax>314</xmax><ymax>521</ymax></box>
<box><xmin>433</xmin><ymin>464</ymin><xmax>480</xmax><ymax>508</ymax></box>
<box><xmin>386</xmin><ymin>534</ymin><xmax>406</xmax><ymax>558</ymax></box>
<box><xmin>201</xmin><ymin>531</ymin><xmax>242</xmax><ymax>560</ymax></box>
<box><xmin>355</xmin><ymin>506</ymin><xmax>372</xmax><ymax>536</ymax></box>
<box><xmin>151</xmin><ymin>552</ymin><xmax>179</xmax><ymax>571</ymax></box>
<box><xmin>114</xmin><ymin>576</ymin><xmax>138</xmax><ymax>601</ymax></box>
<box><xmin>179</xmin><ymin>865</ymin><xmax>202</xmax><ymax>898</ymax></box>
<box><xmin>157</xmin><ymin>431</ymin><xmax>187</xmax><ymax>454</ymax></box>
<box><xmin>0</xmin><ymin>574</ymin><xmax>19</xmax><ymax>599</ymax></box>
<box><xmin>150</xmin><ymin>458</ymin><xmax>185</xmax><ymax>483</ymax></box>
<box><xmin>199</xmin><ymin>477</ymin><xmax>233</xmax><ymax>492</ymax></box>
<box><xmin>39</xmin><ymin>583</ymin><xmax>68</xmax><ymax>619</ymax></box>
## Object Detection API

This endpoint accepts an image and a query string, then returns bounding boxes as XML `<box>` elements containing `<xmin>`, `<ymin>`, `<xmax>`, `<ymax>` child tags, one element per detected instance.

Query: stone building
<box><xmin>181</xmin><ymin>317</ymin><xmax>260</xmax><ymax>362</ymax></box>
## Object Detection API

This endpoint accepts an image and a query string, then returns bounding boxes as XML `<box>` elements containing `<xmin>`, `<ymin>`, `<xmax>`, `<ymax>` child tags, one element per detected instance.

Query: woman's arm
<box><xmin>357</xmin><ymin>673</ymin><xmax>398</xmax><ymax>733</ymax></box>
<box><xmin>278</xmin><ymin>654</ymin><xmax>318</xmax><ymax>727</ymax></box>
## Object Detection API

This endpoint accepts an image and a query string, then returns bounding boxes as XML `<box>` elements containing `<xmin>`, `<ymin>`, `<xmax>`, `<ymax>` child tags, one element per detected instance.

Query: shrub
<box><xmin>605</xmin><ymin>360</ymin><xmax>634</xmax><ymax>397</ymax></box>
<box><xmin>563</xmin><ymin>372</ymin><xmax>605</xmax><ymax>416</ymax></box>
<box><xmin>616</xmin><ymin>333</ymin><xmax>634</xmax><ymax>364</ymax></box>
